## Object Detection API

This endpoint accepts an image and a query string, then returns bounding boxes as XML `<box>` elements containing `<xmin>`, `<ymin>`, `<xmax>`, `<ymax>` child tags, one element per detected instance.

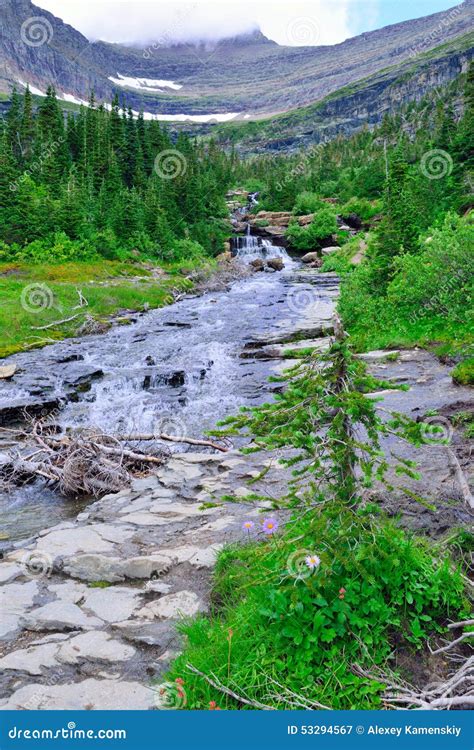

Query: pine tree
<box><xmin>20</xmin><ymin>85</ymin><xmax>35</xmax><ymax>163</ymax></box>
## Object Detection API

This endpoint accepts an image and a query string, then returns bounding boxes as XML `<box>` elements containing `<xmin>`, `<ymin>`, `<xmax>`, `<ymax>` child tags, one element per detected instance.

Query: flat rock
<box><xmin>145</xmin><ymin>581</ymin><xmax>172</xmax><ymax>594</ymax></box>
<box><xmin>0</xmin><ymin>562</ymin><xmax>22</xmax><ymax>584</ymax></box>
<box><xmin>56</xmin><ymin>630</ymin><xmax>135</xmax><ymax>665</ymax></box>
<box><xmin>113</xmin><ymin>620</ymin><xmax>178</xmax><ymax>647</ymax></box>
<box><xmin>0</xmin><ymin>364</ymin><xmax>16</xmax><ymax>379</ymax></box>
<box><xmin>0</xmin><ymin>581</ymin><xmax>38</xmax><ymax>640</ymax></box>
<box><xmin>358</xmin><ymin>350</ymin><xmax>400</xmax><ymax>362</ymax></box>
<box><xmin>121</xmin><ymin>555</ymin><xmax>173</xmax><ymax>580</ymax></box>
<box><xmin>48</xmin><ymin>581</ymin><xmax>88</xmax><ymax>604</ymax></box>
<box><xmin>137</xmin><ymin>590</ymin><xmax>203</xmax><ymax>620</ymax></box>
<box><xmin>188</xmin><ymin>545</ymin><xmax>224</xmax><ymax>569</ymax></box>
<box><xmin>35</xmin><ymin>527</ymin><xmax>116</xmax><ymax>557</ymax></box>
<box><xmin>63</xmin><ymin>553</ymin><xmax>172</xmax><ymax>582</ymax></box>
<box><xmin>1</xmin><ymin>678</ymin><xmax>156</xmax><ymax>710</ymax></box>
<box><xmin>118</xmin><ymin>512</ymin><xmax>174</xmax><ymax>526</ymax></box>
<box><xmin>63</xmin><ymin>555</ymin><xmax>125</xmax><ymax>582</ymax></box>
<box><xmin>82</xmin><ymin>587</ymin><xmax>142</xmax><ymax>623</ymax></box>
<box><xmin>148</xmin><ymin>501</ymin><xmax>216</xmax><ymax>517</ymax></box>
<box><xmin>0</xmin><ymin>642</ymin><xmax>59</xmax><ymax>675</ymax></box>
<box><xmin>21</xmin><ymin>601</ymin><xmax>103</xmax><ymax>632</ymax></box>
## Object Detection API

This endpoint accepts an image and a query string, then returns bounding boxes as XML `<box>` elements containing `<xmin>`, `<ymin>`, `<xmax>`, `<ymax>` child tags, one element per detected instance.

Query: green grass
<box><xmin>346</xmin><ymin>317</ymin><xmax>473</xmax><ymax>357</ymax></box>
<box><xmin>451</xmin><ymin>358</ymin><xmax>474</xmax><ymax>386</ymax></box>
<box><xmin>0</xmin><ymin>258</ymin><xmax>211</xmax><ymax>358</ymax></box>
<box><xmin>321</xmin><ymin>234</ymin><xmax>369</xmax><ymax>274</ymax></box>
<box><xmin>165</xmin><ymin>508</ymin><xmax>468</xmax><ymax>710</ymax></box>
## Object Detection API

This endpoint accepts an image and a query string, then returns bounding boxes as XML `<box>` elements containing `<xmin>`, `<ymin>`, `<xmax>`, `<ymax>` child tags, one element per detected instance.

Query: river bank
<box><xmin>0</xmin><ymin>252</ymin><xmax>472</xmax><ymax>708</ymax></box>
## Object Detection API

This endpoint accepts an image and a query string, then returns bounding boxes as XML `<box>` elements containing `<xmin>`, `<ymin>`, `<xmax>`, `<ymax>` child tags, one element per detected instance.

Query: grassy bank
<box><xmin>0</xmin><ymin>257</ymin><xmax>213</xmax><ymax>358</ymax></box>
<box><xmin>165</xmin><ymin>509</ymin><xmax>469</xmax><ymax>710</ymax></box>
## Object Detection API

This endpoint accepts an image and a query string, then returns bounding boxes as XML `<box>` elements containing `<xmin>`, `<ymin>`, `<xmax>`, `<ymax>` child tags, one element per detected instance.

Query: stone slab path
<box><xmin>0</xmin><ymin>450</ymin><xmax>287</xmax><ymax>709</ymax></box>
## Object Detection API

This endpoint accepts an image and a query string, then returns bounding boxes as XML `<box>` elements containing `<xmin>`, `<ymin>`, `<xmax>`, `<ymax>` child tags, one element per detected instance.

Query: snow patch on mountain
<box><xmin>61</xmin><ymin>93</ymin><xmax>90</xmax><ymax>106</ymax></box>
<box><xmin>108</xmin><ymin>74</ymin><xmax>182</xmax><ymax>92</ymax></box>
<box><xmin>18</xmin><ymin>80</ymin><xmax>45</xmax><ymax>97</ymax></box>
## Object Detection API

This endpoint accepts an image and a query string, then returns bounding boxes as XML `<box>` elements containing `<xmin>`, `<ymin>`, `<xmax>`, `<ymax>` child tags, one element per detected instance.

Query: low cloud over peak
<box><xmin>34</xmin><ymin>0</ymin><xmax>363</xmax><ymax>47</ymax></box>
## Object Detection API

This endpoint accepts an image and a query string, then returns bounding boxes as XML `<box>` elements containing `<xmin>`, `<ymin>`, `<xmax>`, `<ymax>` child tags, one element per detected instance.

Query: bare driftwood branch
<box><xmin>72</xmin><ymin>289</ymin><xmax>89</xmax><ymax>309</ymax></box>
<box><xmin>91</xmin><ymin>442</ymin><xmax>166</xmax><ymax>465</ymax></box>
<box><xmin>185</xmin><ymin>663</ymin><xmax>276</xmax><ymax>710</ymax></box>
<box><xmin>447</xmin><ymin>448</ymin><xmax>474</xmax><ymax>510</ymax></box>
<box><xmin>1</xmin><ymin>417</ymin><xmax>228</xmax><ymax>500</ymax></box>
<box><xmin>31</xmin><ymin>314</ymin><xmax>82</xmax><ymax>331</ymax></box>
<box><xmin>430</xmin><ymin>631</ymin><xmax>474</xmax><ymax>655</ymax></box>
<box><xmin>448</xmin><ymin>619</ymin><xmax>474</xmax><ymax>630</ymax></box>
<box><xmin>353</xmin><ymin>656</ymin><xmax>474</xmax><ymax>710</ymax></box>
<box><xmin>116</xmin><ymin>433</ymin><xmax>230</xmax><ymax>452</ymax></box>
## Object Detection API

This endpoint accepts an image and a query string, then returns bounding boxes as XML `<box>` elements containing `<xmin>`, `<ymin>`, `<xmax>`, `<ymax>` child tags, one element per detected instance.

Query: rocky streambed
<box><xmin>0</xmin><ymin>253</ymin><xmax>472</xmax><ymax>710</ymax></box>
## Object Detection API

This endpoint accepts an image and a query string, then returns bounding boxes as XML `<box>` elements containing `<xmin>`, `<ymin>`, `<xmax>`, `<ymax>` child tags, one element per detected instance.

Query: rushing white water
<box><xmin>232</xmin><ymin>232</ymin><xmax>293</xmax><ymax>265</ymax></box>
<box><xmin>0</xmin><ymin>240</ymin><xmax>338</xmax><ymax>542</ymax></box>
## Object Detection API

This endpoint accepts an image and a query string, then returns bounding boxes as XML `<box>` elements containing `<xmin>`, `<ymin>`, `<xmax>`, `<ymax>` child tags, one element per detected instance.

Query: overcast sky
<box><xmin>34</xmin><ymin>0</ymin><xmax>464</xmax><ymax>46</ymax></box>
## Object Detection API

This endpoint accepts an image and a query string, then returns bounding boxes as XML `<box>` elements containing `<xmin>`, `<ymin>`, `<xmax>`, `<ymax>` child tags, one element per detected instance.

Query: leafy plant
<box><xmin>287</xmin><ymin>207</ymin><xmax>338</xmax><ymax>251</ymax></box>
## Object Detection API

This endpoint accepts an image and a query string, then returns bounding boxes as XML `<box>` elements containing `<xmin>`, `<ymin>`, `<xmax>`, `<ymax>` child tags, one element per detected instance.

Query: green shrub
<box><xmin>386</xmin><ymin>214</ymin><xmax>473</xmax><ymax>326</ymax></box>
<box><xmin>166</xmin><ymin>509</ymin><xmax>467</xmax><ymax>710</ymax></box>
<box><xmin>287</xmin><ymin>207</ymin><xmax>338</xmax><ymax>251</ymax></box>
<box><xmin>10</xmin><ymin>232</ymin><xmax>99</xmax><ymax>263</ymax></box>
<box><xmin>452</xmin><ymin>358</ymin><xmax>474</xmax><ymax>386</ymax></box>
<box><xmin>340</xmin><ymin>197</ymin><xmax>382</xmax><ymax>223</ymax></box>
<box><xmin>293</xmin><ymin>191</ymin><xmax>326</xmax><ymax>215</ymax></box>
<box><xmin>339</xmin><ymin>214</ymin><xmax>474</xmax><ymax>351</ymax></box>
<box><xmin>163</xmin><ymin>239</ymin><xmax>206</xmax><ymax>264</ymax></box>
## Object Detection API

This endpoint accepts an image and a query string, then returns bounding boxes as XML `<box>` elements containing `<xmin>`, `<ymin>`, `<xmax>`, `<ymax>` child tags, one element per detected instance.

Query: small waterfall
<box><xmin>248</xmin><ymin>192</ymin><xmax>259</xmax><ymax>206</ymax></box>
<box><xmin>231</xmin><ymin>233</ymin><xmax>291</xmax><ymax>263</ymax></box>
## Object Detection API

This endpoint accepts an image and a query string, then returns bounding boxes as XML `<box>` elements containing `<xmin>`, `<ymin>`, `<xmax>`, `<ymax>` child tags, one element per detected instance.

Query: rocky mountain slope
<box><xmin>0</xmin><ymin>0</ymin><xmax>473</xmax><ymax>122</ymax></box>
<box><xmin>214</xmin><ymin>32</ymin><xmax>474</xmax><ymax>153</ymax></box>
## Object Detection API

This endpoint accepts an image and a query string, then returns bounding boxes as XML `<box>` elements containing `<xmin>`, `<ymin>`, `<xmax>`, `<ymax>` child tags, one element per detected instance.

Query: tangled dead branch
<box><xmin>352</xmin><ymin>655</ymin><xmax>474</xmax><ymax>709</ymax></box>
<box><xmin>0</xmin><ymin>418</ymin><xmax>230</xmax><ymax>499</ymax></box>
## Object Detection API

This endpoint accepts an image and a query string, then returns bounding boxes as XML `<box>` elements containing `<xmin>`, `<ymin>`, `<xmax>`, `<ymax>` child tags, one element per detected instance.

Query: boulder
<box><xmin>0</xmin><ymin>365</ymin><xmax>16</xmax><ymax>380</ymax></box>
<box><xmin>342</xmin><ymin>212</ymin><xmax>362</xmax><ymax>230</ymax></box>
<box><xmin>250</xmin><ymin>259</ymin><xmax>264</xmax><ymax>271</ymax></box>
<box><xmin>297</xmin><ymin>214</ymin><xmax>314</xmax><ymax>226</ymax></box>
<box><xmin>253</xmin><ymin>211</ymin><xmax>292</xmax><ymax>225</ymax></box>
<box><xmin>266</xmin><ymin>258</ymin><xmax>284</xmax><ymax>271</ymax></box>
<box><xmin>301</xmin><ymin>252</ymin><xmax>320</xmax><ymax>263</ymax></box>
<box><xmin>321</xmin><ymin>246</ymin><xmax>340</xmax><ymax>256</ymax></box>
